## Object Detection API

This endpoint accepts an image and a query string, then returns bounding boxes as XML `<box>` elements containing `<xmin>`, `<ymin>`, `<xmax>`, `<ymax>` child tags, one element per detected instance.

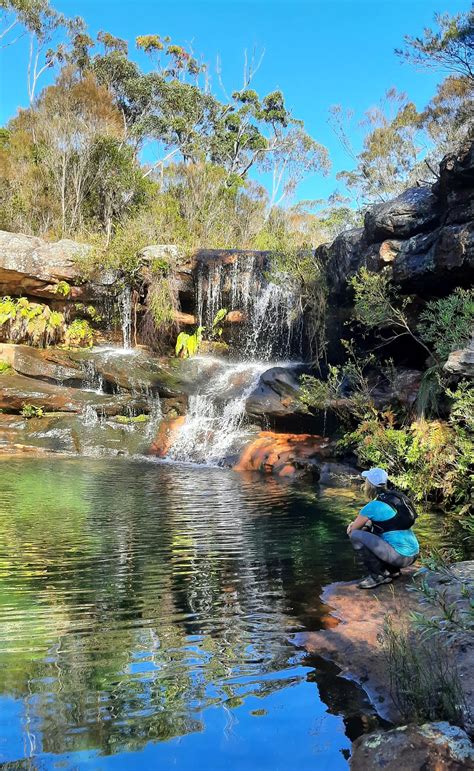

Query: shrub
<box><xmin>64</xmin><ymin>319</ymin><xmax>94</xmax><ymax>348</ymax></box>
<box><xmin>20</xmin><ymin>404</ymin><xmax>44</xmax><ymax>419</ymax></box>
<box><xmin>418</xmin><ymin>288</ymin><xmax>474</xmax><ymax>361</ymax></box>
<box><xmin>381</xmin><ymin>616</ymin><xmax>466</xmax><ymax>726</ymax></box>
<box><xmin>0</xmin><ymin>296</ymin><xmax>65</xmax><ymax>347</ymax></box>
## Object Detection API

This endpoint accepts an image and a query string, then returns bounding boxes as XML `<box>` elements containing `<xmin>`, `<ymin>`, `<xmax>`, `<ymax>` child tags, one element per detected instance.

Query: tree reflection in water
<box><xmin>0</xmin><ymin>458</ymin><xmax>446</xmax><ymax>764</ymax></box>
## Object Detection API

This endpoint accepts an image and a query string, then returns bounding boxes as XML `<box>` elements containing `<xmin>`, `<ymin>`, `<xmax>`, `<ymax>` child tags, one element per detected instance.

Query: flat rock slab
<box><xmin>0</xmin><ymin>373</ymin><xmax>146</xmax><ymax>415</ymax></box>
<box><xmin>351</xmin><ymin>722</ymin><xmax>474</xmax><ymax>770</ymax></box>
<box><xmin>296</xmin><ymin>571</ymin><xmax>420</xmax><ymax>722</ymax></box>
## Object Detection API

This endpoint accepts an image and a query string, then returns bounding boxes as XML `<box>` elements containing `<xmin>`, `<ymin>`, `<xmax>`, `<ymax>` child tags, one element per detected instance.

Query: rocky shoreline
<box><xmin>297</xmin><ymin>562</ymin><xmax>474</xmax><ymax>768</ymax></box>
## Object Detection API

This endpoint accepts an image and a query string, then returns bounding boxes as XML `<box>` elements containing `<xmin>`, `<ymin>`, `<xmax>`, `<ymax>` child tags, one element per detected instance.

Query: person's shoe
<box><xmin>358</xmin><ymin>574</ymin><xmax>392</xmax><ymax>589</ymax></box>
<box><xmin>383</xmin><ymin>569</ymin><xmax>401</xmax><ymax>579</ymax></box>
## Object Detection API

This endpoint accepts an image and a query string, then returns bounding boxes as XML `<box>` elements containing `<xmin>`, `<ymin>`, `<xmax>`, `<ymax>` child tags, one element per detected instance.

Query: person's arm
<box><xmin>347</xmin><ymin>514</ymin><xmax>371</xmax><ymax>536</ymax></box>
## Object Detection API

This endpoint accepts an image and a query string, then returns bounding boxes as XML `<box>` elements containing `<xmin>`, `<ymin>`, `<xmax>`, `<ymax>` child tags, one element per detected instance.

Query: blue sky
<box><xmin>1</xmin><ymin>0</ymin><xmax>471</xmax><ymax>203</ymax></box>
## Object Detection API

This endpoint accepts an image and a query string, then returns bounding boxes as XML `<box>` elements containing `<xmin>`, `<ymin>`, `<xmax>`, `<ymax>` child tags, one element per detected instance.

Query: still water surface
<box><xmin>0</xmin><ymin>458</ymin><xmax>442</xmax><ymax>769</ymax></box>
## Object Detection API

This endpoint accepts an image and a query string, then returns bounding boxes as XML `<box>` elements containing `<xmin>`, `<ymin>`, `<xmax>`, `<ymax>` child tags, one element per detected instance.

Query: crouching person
<box><xmin>347</xmin><ymin>467</ymin><xmax>419</xmax><ymax>589</ymax></box>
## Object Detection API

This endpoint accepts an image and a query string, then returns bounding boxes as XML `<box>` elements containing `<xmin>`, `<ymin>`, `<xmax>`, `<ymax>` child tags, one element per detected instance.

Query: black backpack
<box><xmin>371</xmin><ymin>489</ymin><xmax>417</xmax><ymax>536</ymax></box>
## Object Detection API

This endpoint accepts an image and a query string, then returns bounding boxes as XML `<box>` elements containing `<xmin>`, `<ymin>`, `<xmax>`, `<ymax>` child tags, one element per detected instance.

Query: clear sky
<box><xmin>1</xmin><ymin>0</ymin><xmax>471</xmax><ymax>203</ymax></box>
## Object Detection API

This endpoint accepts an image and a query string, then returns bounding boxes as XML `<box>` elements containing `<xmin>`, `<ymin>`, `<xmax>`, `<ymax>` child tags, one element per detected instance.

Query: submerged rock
<box><xmin>234</xmin><ymin>431</ymin><xmax>334</xmax><ymax>478</ymax></box>
<box><xmin>0</xmin><ymin>412</ymin><xmax>153</xmax><ymax>456</ymax></box>
<box><xmin>350</xmin><ymin>722</ymin><xmax>474</xmax><ymax>770</ymax></box>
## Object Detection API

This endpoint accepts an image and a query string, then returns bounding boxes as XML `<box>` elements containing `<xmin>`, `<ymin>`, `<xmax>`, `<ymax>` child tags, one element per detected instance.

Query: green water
<box><xmin>0</xmin><ymin>458</ymin><xmax>446</xmax><ymax>769</ymax></box>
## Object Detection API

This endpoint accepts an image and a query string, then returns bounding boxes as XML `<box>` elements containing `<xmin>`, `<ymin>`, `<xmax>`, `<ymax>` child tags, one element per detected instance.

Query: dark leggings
<box><xmin>350</xmin><ymin>529</ymin><xmax>417</xmax><ymax>576</ymax></box>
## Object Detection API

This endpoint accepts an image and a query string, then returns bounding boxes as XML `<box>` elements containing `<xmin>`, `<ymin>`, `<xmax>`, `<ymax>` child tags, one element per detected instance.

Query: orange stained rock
<box><xmin>234</xmin><ymin>430</ymin><xmax>333</xmax><ymax>476</ymax></box>
<box><xmin>150</xmin><ymin>416</ymin><xmax>186</xmax><ymax>457</ymax></box>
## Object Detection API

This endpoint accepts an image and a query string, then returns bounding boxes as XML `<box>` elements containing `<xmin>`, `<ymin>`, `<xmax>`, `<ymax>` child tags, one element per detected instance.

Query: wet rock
<box><xmin>234</xmin><ymin>431</ymin><xmax>334</xmax><ymax>478</ymax></box>
<box><xmin>445</xmin><ymin>335</ymin><xmax>474</xmax><ymax>378</ymax></box>
<box><xmin>0</xmin><ymin>343</ymin><xmax>82</xmax><ymax>383</ymax></box>
<box><xmin>69</xmin><ymin>348</ymin><xmax>190</xmax><ymax>397</ymax></box>
<box><xmin>246</xmin><ymin>367</ymin><xmax>307</xmax><ymax>420</ymax></box>
<box><xmin>150</xmin><ymin>416</ymin><xmax>186</xmax><ymax>457</ymax></box>
<box><xmin>225</xmin><ymin>310</ymin><xmax>246</xmax><ymax>323</ymax></box>
<box><xmin>350</xmin><ymin>722</ymin><xmax>474</xmax><ymax>770</ymax></box>
<box><xmin>0</xmin><ymin>373</ymin><xmax>147</xmax><ymax>415</ymax></box>
<box><xmin>365</xmin><ymin>186</ymin><xmax>439</xmax><ymax>244</ymax></box>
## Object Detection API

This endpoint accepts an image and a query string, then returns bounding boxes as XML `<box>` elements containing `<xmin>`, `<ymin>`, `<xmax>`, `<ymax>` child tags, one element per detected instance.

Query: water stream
<box><xmin>196</xmin><ymin>257</ymin><xmax>303</xmax><ymax>360</ymax></box>
<box><xmin>118</xmin><ymin>286</ymin><xmax>133</xmax><ymax>349</ymax></box>
<box><xmin>166</xmin><ymin>357</ymin><xmax>271</xmax><ymax>465</ymax></box>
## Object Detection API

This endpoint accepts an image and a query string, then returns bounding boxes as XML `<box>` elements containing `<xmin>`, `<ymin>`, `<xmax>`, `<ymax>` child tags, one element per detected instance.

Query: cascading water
<box><xmin>118</xmin><ymin>286</ymin><xmax>132</xmax><ymax>349</ymax></box>
<box><xmin>166</xmin><ymin>357</ymin><xmax>270</xmax><ymax>466</ymax></box>
<box><xmin>165</xmin><ymin>254</ymin><xmax>305</xmax><ymax>466</ymax></box>
<box><xmin>195</xmin><ymin>255</ymin><xmax>303</xmax><ymax>360</ymax></box>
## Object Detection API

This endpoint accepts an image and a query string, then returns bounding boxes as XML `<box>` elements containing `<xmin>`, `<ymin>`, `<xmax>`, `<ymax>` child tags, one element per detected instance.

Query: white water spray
<box><xmin>166</xmin><ymin>357</ymin><xmax>269</xmax><ymax>466</ymax></box>
<box><xmin>119</xmin><ymin>287</ymin><xmax>132</xmax><ymax>349</ymax></box>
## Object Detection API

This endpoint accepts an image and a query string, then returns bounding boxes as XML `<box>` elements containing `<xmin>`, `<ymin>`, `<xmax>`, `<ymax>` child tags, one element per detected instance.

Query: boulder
<box><xmin>370</xmin><ymin>368</ymin><xmax>423</xmax><ymax>409</ymax></box>
<box><xmin>0</xmin><ymin>230</ymin><xmax>91</xmax><ymax>299</ymax></box>
<box><xmin>365</xmin><ymin>186</ymin><xmax>439</xmax><ymax>244</ymax></box>
<box><xmin>246</xmin><ymin>367</ymin><xmax>308</xmax><ymax>420</ymax></box>
<box><xmin>350</xmin><ymin>722</ymin><xmax>474</xmax><ymax>770</ymax></box>
<box><xmin>321</xmin><ymin>228</ymin><xmax>366</xmax><ymax>296</ymax></box>
<box><xmin>234</xmin><ymin>431</ymin><xmax>334</xmax><ymax>477</ymax></box>
<box><xmin>445</xmin><ymin>336</ymin><xmax>474</xmax><ymax>378</ymax></box>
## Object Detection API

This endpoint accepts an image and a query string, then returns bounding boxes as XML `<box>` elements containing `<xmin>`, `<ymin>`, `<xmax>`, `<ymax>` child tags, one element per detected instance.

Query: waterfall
<box><xmin>166</xmin><ymin>357</ymin><xmax>269</xmax><ymax>466</ymax></box>
<box><xmin>81</xmin><ymin>359</ymin><xmax>104</xmax><ymax>393</ymax></box>
<box><xmin>119</xmin><ymin>286</ymin><xmax>132</xmax><ymax>349</ymax></box>
<box><xmin>195</xmin><ymin>255</ymin><xmax>302</xmax><ymax>360</ymax></box>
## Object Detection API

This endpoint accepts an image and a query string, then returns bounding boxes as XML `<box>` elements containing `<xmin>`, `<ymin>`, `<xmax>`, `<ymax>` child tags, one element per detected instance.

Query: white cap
<box><xmin>361</xmin><ymin>467</ymin><xmax>388</xmax><ymax>486</ymax></box>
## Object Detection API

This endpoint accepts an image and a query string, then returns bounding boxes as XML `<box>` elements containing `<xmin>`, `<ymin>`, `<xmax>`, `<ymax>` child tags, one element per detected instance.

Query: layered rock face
<box><xmin>320</xmin><ymin>139</ymin><xmax>474</xmax><ymax>298</ymax></box>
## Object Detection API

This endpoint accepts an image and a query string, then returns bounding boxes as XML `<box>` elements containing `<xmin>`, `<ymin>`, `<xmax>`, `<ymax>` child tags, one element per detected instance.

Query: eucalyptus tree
<box><xmin>396</xmin><ymin>10</ymin><xmax>474</xmax><ymax>82</ymax></box>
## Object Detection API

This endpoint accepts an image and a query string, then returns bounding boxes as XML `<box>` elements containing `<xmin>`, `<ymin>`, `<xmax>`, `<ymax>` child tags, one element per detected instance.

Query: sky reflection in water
<box><xmin>0</xmin><ymin>458</ymin><xmax>446</xmax><ymax>769</ymax></box>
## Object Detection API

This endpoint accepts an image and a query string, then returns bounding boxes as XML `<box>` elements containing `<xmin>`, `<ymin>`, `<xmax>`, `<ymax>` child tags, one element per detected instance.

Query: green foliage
<box><xmin>299</xmin><ymin>367</ymin><xmax>342</xmax><ymax>411</ymax></box>
<box><xmin>395</xmin><ymin>11</ymin><xmax>474</xmax><ymax>81</ymax></box>
<box><xmin>418</xmin><ymin>288</ymin><xmax>474</xmax><ymax>361</ymax></box>
<box><xmin>0</xmin><ymin>296</ymin><xmax>65</xmax><ymax>347</ymax></box>
<box><xmin>64</xmin><ymin>318</ymin><xmax>94</xmax><ymax>348</ymax></box>
<box><xmin>381</xmin><ymin>616</ymin><xmax>466</xmax><ymax>726</ymax></box>
<box><xmin>20</xmin><ymin>404</ymin><xmax>44</xmax><ymax>419</ymax></box>
<box><xmin>54</xmin><ymin>281</ymin><xmax>71</xmax><ymax>297</ymax></box>
<box><xmin>0</xmin><ymin>359</ymin><xmax>12</xmax><ymax>374</ymax></box>
<box><xmin>350</xmin><ymin>268</ymin><xmax>434</xmax><ymax>359</ymax></box>
<box><xmin>175</xmin><ymin>326</ymin><xmax>204</xmax><ymax>359</ymax></box>
<box><xmin>73</xmin><ymin>303</ymin><xmax>103</xmax><ymax>322</ymax></box>
<box><xmin>343</xmin><ymin>404</ymin><xmax>472</xmax><ymax>507</ymax></box>
<box><xmin>114</xmin><ymin>414</ymin><xmax>149</xmax><ymax>425</ymax></box>
<box><xmin>350</xmin><ymin>268</ymin><xmax>397</xmax><ymax>328</ymax></box>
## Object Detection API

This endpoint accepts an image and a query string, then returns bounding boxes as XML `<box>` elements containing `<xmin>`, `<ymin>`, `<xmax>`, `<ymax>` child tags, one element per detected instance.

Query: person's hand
<box><xmin>346</xmin><ymin>523</ymin><xmax>353</xmax><ymax>536</ymax></box>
